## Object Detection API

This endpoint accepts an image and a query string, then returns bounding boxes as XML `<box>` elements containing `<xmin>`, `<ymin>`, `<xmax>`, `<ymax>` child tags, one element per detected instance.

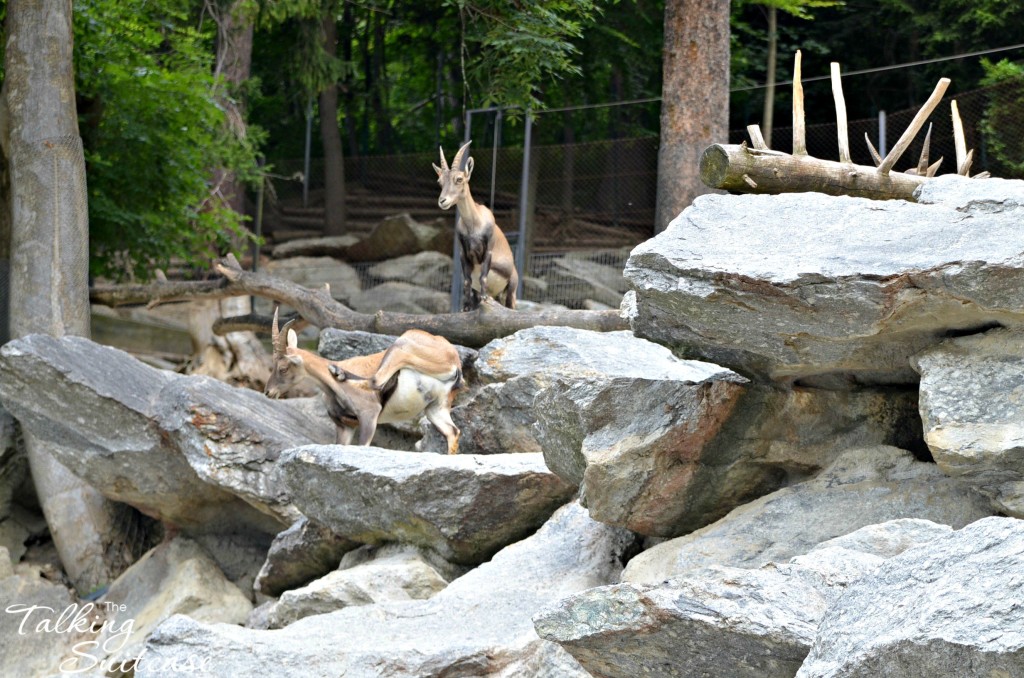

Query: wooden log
<box><xmin>700</xmin><ymin>143</ymin><xmax>928</xmax><ymax>202</ymax></box>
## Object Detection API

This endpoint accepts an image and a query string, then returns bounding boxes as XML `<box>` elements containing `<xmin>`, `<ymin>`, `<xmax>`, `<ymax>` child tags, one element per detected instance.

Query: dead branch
<box><xmin>91</xmin><ymin>254</ymin><xmax>629</xmax><ymax>348</ymax></box>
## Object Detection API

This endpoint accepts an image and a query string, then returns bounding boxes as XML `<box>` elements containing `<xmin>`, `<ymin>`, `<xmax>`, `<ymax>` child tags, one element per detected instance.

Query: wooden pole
<box><xmin>951</xmin><ymin>100</ymin><xmax>968</xmax><ymax>174</ymax></box>
<box><xmin>831</xmin><ymin>62</ymin><xmax>851</xmax><ymax>163</ymax></box>
<box><xmin>792</xmin><ymin>50</ymin><xmax>807</xmax><ymax>156</ymax></box>
<box><xmin>747</xmin><ymin>124</ymin><xmax>768</xmax><ymax>150</ymax></box>
<box><xmin>878</xmin><ymin>78</ymin><xmax>950</xmax><ymax>175</ymax></box>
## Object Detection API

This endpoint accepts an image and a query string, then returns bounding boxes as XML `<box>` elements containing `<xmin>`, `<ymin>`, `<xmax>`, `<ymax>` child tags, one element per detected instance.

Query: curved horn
<box><xmin>280</xmin><ymin>318</ymin><xmax>299</xmax><ymax>345</ymax></box>
<box><xmin>438</xmin><ymin>146</ymin><xmax>449</xmax><ymax>171</ymax></box>
<box><xmin>453</xmin><ymin>140</ymin><xmax>472</xmax><ymax>171</ymax></box>
<box><xmin>271</xmin><ymin>306</ymin><xmax>282</xmax><ymax>354</ymax></box>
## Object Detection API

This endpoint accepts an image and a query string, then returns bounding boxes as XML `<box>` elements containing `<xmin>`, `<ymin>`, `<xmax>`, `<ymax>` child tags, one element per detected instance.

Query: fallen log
<box><xmin>699</xmin><ymin>144</ymin><xmax>928</xmax><ymax>201</ymax></box>
<box><xmin>90</xmin><ymin>255</ymin><xmax>629</xmax><ymax>348</ymax></box>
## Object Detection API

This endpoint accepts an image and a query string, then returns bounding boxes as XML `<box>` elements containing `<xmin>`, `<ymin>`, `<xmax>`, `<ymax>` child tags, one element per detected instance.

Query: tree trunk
<box><xmin>654</xmin><ymin>0</ymin><xmax>730</xmax><ymax>232</ymax></box>
<box><xmin>762</xmin><ymin>6</ymin><xmax>777</xmax><ymax>148</ymax></box>
<box><xmin>320</xmin><ymin>14</ymin><xmax>348</xmax><ymax>236</ymax></box>
<box><xmin>2</xmin><ymin>0</ymin><xmax>135</xmax><ymax>591</ymax></box>
<box><xmin>213</xmin><ymin>0</ymin><xmax>255</xmax><ymax>216</ymax></box>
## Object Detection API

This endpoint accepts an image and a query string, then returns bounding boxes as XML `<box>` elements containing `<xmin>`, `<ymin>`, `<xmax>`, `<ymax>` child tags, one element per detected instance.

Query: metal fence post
<box><xmin>449</xmin><ymin>110</ymin><xmax>474</xmax><ymax>312</ymax></box>
<box><xmin>515</xmin><ymin>112</ymin><xmax>533</xmax><ymax>297</ymax></box>
<box><xmin>878</xmin><ymin>110</ymin><xmax>887</xmax><ymax>159</ymax></box>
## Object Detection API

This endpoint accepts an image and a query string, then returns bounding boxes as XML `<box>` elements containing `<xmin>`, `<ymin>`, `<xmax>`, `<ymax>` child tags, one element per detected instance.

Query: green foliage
<box><xmin>980</xmin><ymin>58</ymin><xmax>1024</xmax><ymax>179</ymax></box>
<box><xmin>74</xmin><ymin>0</ymin><xmax>262</xmax><ymax>281</ymax></box>
<box><xmin>448</xmin><ymin>0</ymin><xmax>602</xmax><ymax>112</ymax></box>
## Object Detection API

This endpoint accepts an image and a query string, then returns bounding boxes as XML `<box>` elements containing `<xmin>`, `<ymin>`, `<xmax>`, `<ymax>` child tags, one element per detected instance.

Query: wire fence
<box><xmin>259</xmin><ymin>80</ymin><xmax>1024</xmax><ymax>311</ymax></box>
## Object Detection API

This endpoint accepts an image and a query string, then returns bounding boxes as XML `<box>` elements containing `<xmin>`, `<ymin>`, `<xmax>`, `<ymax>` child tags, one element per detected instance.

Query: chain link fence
<box><xmin>259</xmin><ymin>81</ymin><xmax>1022</xmax><ymax>311</ymax></box>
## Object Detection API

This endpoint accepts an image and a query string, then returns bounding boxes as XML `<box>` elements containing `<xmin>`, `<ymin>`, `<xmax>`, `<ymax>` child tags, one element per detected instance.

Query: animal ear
<box><xmin>464</xmin><ymin>156</ymin><xmax>474</xmax><ymax>179</ymax></box>
<box><xmin>287</xmin><ymin>354</ymin><xmax>303</xmax><ymax>366</ymax></box>
<box><xmin>432</xmin><ymin>163</ymin><xmax>443</xmax><ymax>177</ymax></box>
<box><xmin>286</xmin><ymin>328</ymin><xmax>298</xmax><ymax>349</ymax></box>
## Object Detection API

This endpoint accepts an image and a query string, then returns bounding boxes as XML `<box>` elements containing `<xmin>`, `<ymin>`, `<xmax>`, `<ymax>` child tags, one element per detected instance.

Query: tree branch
<box><xmin>91</xmin><ymin>254</ymin><xmax>630</xmax><ymax>348</ymax></box>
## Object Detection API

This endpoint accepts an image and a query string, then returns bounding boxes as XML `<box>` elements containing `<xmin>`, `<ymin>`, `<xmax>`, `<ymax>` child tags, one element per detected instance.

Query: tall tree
<box><xmin>320</xmin><ymin>9</ymin><xmax>347</xmax><ymax>235</ymax></box>
<box><xmin>655</xmin><ymin>0</ymin><xmax>731</xmax><ymax>232</ymax></box>
<box><xmin>1</xmin><ymin>0</ymin><xmax>134</xmax><ymax>591</ymax></box>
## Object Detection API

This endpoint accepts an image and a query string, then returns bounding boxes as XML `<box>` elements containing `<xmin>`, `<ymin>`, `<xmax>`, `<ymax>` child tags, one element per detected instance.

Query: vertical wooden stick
<box><xmin>878</xmin><ymin>78</ymin><xmax>950</xmax><ymax>175</ymax></box>
<box><xmin>792</xmin><ymin>50</ymin><xmax>807</xmax><ymax>156</ymax></box>
<box><xmin>747</xmin><ymin>124</ymin><xmax>768</xmax><ymax>150</ymax></box>
<box><xmin>831</xmin><ymin>62</ymin><xmax>851</xmax><ymax>163</ymax></box>
<box><xmin>951</xmin><ymin>100</ymin><xmax>968</xmax><ymax>174</ymax></box>
<box><xmin>916</xmin><ymin>123</ymin><xmax>932</xmax><ymax>174</ymax></box>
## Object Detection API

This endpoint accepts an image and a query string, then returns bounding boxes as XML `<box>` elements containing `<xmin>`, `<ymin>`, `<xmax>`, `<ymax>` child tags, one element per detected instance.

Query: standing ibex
<box><xmin>264</xmin><ymin>309</ymin><xmax>464</xmax><ymax>454</ymax></box>
<box><xmin>434</xmin><ymin>140</ymin><xmax>519</xmax><ymax>310</ymax></box>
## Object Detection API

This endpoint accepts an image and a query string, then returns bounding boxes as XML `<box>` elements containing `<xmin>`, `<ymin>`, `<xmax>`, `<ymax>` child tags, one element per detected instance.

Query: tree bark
<box><xmin>700</xmin><ymin>143</ymin><xmax>929</xmax><ymax>201</ymax></box>
<box><xmin>213</xmin><ymin>0</ymin><xmax>255</xmax><ymax>216</ymax></box>
<box><xmin>90</xmin><ymin>256</ymin><xmax>629</xmax><ymax>348</ymax></box>
<box><xmin>3</xmin><ymin>0</ymin><xmax>135</xmax><ymax>591</ymax></box>
<box><xmin>655</xmin><ymin>0</ymin><xmax>730</xmax><ymax>232</ymax></box>
<box><xmin>320</xmin><ymin>14</ymin><xmax>348</xmax><ymax>235</ymax></box>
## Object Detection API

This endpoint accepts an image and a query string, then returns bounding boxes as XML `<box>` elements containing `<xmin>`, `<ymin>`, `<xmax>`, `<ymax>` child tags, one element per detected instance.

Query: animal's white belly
<box><xmin>379</xmin><ymin>370</ymin><xmax>451</xmax><ymax>423</ymax></box>
<box><xmin>470</xmin><ymin>263</ymin><xmax>508</xmax><ymax>297</ymax></box>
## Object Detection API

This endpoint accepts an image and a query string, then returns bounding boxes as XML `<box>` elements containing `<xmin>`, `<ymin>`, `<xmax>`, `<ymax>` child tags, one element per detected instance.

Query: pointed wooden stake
<box><xmin>793</xmin><ymin>50</ymin><xmax>807</xmax><ymax>156</ymax></box>
<box><xmin>865</xmin><ymin>133</ymin><xmax>882</xmax><ymax>167</ymax></box>
<box><xmin>951</xmin><ymin>100</ymin><xmax>968</xmax><ymax>174</ymax></box>
<box><xmin>916</xmin><ymin>123</ymin><xmax>932</xmax><ymax>174</ymax></box>
<box><xmin>878</xmin><ymin>78</ymin><xmax>950</xmax><ymax>175</ymax></box>
<box><xmin>926</xmin><ymin>157</ymin><xmax>943</xmax><ymax>177</ymax></box>
<box><xmin>831</xmin><ymin>62</ymin><xmax>851</xmax><ymax>163</ymax></box>
<box><xmin>959</xmin><ymin>148</ymin><xmax>974</xmax><ymax>177</ymax></box>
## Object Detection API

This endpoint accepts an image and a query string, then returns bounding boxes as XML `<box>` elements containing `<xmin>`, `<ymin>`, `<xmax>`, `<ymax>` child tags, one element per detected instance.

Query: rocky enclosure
<box><xmin>2</xmin><ymin>176</ymin><xmax>1023</xmax><ymax>677</ymax></box>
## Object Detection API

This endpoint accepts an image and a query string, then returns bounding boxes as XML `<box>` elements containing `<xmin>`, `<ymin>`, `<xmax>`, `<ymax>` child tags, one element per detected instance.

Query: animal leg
<box><xmin>356</xmin><ymin>410</ymin><xmax>381</xmax><ymax>446</ymax></box>
<box><xmin>478</xmin><ymin>250</ymin><xmax>493</xmax><ymax>302</ymax></box>
<box><xmin>336</xmin><ymin>426</ymin><xmax>355</xmax><ymax>445</ymax></box>
<box><xmin>425</xmin><ymin>402</ymin><xmax>460</xmax><ymax>455</ymax></box>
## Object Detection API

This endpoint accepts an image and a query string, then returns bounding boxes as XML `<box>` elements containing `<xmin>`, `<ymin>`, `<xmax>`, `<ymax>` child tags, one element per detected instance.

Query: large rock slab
<box><xmin>626</xmin><ymin>175</ymin><xmax>1024</xmax><ymax>387</ymax></box>
<box><xmin>1</xmin><ymin>565</ymin><xmax>86</xmax><ymax>677</ymax></box>
<box><xmin>350</xmin><ymin>281</ymin><xmax>450</xmax><ymax>314</ymax></box>
<box><xmin>622</xmin><ymin>446</ymin><xmax>992</xmax><ymax>584</ymax></box>
<box><xmin>137</xmin><ymin>502</ymin><xmax>635</xmax><ymax>677</ymax></box>
<box><xmin>258</xmin><ymin>544</ymin><xmax>450</xmax><ymax>629</ymax></box>
<box><xmin>256</xmin><ymin>255</ymin><xmax>361</xmax><ymax>314</ymax></box>
<box><xmin>277</xmin><ymin>446</ymin><xmax>576</xmax><ymax>564</ymax></box>
<box><xmin>427</xmin><ymin>327</ymin><xmax>923</xmax><ymax>535</ymax></box>
<box><xmin>912</xmin><ymin>328</ymin><xmax>1024</xmax><ymax>518</ymax></box>
<box><xmin>542</xmin><ymin>254</ymin><xmax>630</xmax><ymax>308</ymax></box>
<box><xmin>536</xmin><ymin>566</ymin><xmax>826</xmax><ymax>678</ymax></box>
<box><xmin>535</xmin><ymin>518</ymin><xmax>955</xmax><ymax>677</ymax></box>
<box><xmin>797</xmin><ymin>516</ymin><xmax>1024</xmax><ymax>677</ymax></box>
<box><xmin>0</xmin><ymin>335</ymin><xmax>337</xmax><ymax>533</ymax></box>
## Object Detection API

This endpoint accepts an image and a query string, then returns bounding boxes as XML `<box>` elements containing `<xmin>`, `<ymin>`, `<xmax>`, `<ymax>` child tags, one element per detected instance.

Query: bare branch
<box><xmin>878</xmin><ymin>78</ymin><xmax>950</xmax><ymax>176</ymax></box>
<box><xmin>747</xmin><ymin>124</ymin><xmax>768</xmax><ymax>150</ymax></box>
<box><xmin>792</xmin><ymin>50</ymin><xmax>807</xmax><ymax>156</ymax></box>
<box><xmin>831</xmin><ymin>62</ymin><xmax>850</xmax><ymax>163</ymax></box>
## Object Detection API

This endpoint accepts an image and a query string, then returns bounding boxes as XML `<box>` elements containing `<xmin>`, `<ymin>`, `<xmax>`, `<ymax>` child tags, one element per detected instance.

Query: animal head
<box><xmin>265</xmin><ymin>307</ymin><xmax>309</xmax><ymax>399</ymax></box>
<box><xmin>433</xmin><ymin>141</ymin><xmax>474</xmax><ymax>210</ymax></box>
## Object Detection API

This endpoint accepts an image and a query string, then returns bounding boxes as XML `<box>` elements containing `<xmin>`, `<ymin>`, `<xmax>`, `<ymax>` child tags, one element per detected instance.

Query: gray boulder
<box><xmin>0</xmin><ymin>335</ymin><xmax>337</xmax><ymax>533</ymax></box>
<box><xmin>257</xmin><ymin>545</ymin><xmax>450</xmax><ymax>629</ymax></box>
<box><xmin>367</xmin><ymin>251</ymin><xmax>452</xmax><ymax>289</ymax></box>
<box><xmin>343</xmin><ymin>213</ymin><xmax>454</xmax><ymax>262</ymax></box>
<box><xmin>276</xmin><ymin>446</ymin><xmax>576</xmax><ymax>564</ymax></box>
<box><xmin>625</xmin><ymin>175</ymin><xmax>1024</xmax><ymax>386</ymax></box>
<box><xmin>542</xmin><ymin>254</ymin><xmax>630</xmax><ymax>309</ymax></box>
<box><xmin>59</xmin><ymin>537</ymin><xmax>254</xmax><ymax>673</ymax></box>
<box><xmin>797</xmin><ymin>516</ymin><xmax>1024</xmax><ymax>678</ymax></box>
<box><xmin>0</xmin><ymin>565</ymin><xmax>85</xmax><ymax>677</ymax></box>
<box><xmin>137</xmin><ymin>502</ymin><xmax>634</xmax><ymax>678</ymax></box>
<box><xmin>350</xmin><ymin>281</ymin><xmax>451</xmax><ymax>315</ymax></box>
<box><xmin>536</xmin><ymin>566</ymin><xmax>826</xmax><ymax>678</ymax></box>
<box><xmin>623</xmin><ymin>446</ymin><xmax>992</xmax><ymax>585</ymax></box>
<box><xmin>254</xmin><ymin>517</ymin><xmax>360</xmax><ymax>597</ymax></box>
<box><xmin>270</xmin><ymin>234</ymin><xmax>360</xmax><ymax>259</ymax></box>
<box><xmin>912</xmin><ymin>328</ymin><xmax>1024</xmax><ymax>517</ymax></box>
<box><xmin>256</xmin><ymin>255</ymin><xmax>362</xmax><ymax>314</ymax></box>
<box><xmin>535</xmin><ymin>518</ymin><xmax>955</xmax><ymax>677</ymax></box>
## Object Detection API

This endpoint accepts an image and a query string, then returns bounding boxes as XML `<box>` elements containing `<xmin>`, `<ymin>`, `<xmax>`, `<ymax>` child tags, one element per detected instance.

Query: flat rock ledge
<box><xmin>625</xmin><ymin>175</ymin><xmax>1024</xmax><ymax>387</ymax></box>
<box><xmin>276</xmin><ymin>445</ymin><xmax>577</xmax><ymax>564</ymax></box>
